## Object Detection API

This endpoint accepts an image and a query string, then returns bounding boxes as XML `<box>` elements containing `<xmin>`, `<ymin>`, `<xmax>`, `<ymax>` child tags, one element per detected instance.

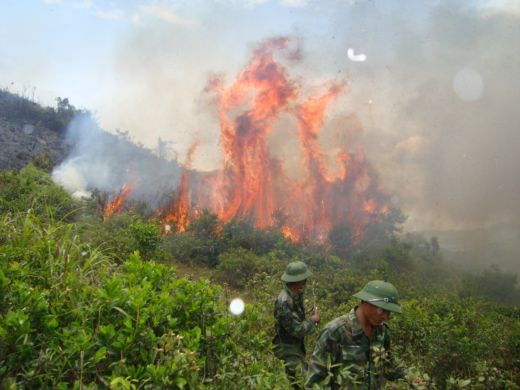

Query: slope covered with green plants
<box><xmin>1</xmin><ymin>166</ymin><xmax>519</xmax><ymax>389</ymax></box>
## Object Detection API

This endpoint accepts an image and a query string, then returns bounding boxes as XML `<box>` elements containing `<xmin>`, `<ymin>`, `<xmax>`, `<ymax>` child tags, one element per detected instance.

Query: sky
<box><xmin>1</xmin><ymin>0</ymin><xmax>520</xmax><ymax>234</ymax></box>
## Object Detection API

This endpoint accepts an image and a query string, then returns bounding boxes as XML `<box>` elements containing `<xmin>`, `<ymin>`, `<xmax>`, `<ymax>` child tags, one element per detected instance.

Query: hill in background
<box><xmin>0</xmin><ymin>89</ymin><xmax>183</xmax><ymax>205</ymax></box>
<box><xmin>1</xmin><ymin>87</ymin><xmax>518</xmax><ymax>280</ymax></box>
<box><xmin>420</xmin><ymin>224</ymin><xmax>520</xmax><ymax>275</ymax></box>
<box><xmin>0</xmin><ymin>89</ymin><xmax>71</xmax><ymax>170</ymax></box>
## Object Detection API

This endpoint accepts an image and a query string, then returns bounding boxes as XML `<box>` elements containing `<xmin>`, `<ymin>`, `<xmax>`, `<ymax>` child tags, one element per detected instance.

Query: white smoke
<box><xmin>45</xmin><ymin>0</ymin><xmax>520</xmax><ymax>272</ymax></box>
<box><xmin>52</xmin><ymin>113</ymin><xmax>183</xmax><ymax>207</ymax></box>
<box><xmin>52</xmin><ymin>160</ymin><xmax>91</xmax><ymax>199</ymax></box>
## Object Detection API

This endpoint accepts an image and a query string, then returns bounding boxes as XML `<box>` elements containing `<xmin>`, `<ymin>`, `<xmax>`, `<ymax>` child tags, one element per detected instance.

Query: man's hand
<box><xmin>311</xmin><ymin>307</ymin><xmax>320</xmax><ymax>324</ymax></box>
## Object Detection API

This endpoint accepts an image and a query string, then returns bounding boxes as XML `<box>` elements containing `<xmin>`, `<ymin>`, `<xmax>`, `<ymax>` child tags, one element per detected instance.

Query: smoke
<box><xmin>294</xmin><ymin>1</ymin><xmax>520</xmax><ymax>233</ymax></box>
<box><xmin>313</xmin><ymin>0</ymin><xmax>520</xmax><ymax>272</ymax></box>
<box><xmin>52</xmin><ymin>114</ymin><xmax>182</xmax><ymax>206</ymax></box>
<box><xmin>87</xmin><ymin>1</ymin><xmax>520</xmax><ymax>233</ymax></box>
<box><xmin>381</xmin><ymin>4</ymin><xmax>520</xmax><ymax>232</ymax></box>
<box><xmin>48</xmin><ymin>0</ymin><xmax>520</xmax><ymax>269</ymax></box>
<box><xmin>53</xmin><ymin>115</ymin><xmax>115</xmax><ymax>195</ymax></box>
<box><xmin>52</xmin><ymin>160</ymin><xmax>90</xmax><ymax>199</ymax></box>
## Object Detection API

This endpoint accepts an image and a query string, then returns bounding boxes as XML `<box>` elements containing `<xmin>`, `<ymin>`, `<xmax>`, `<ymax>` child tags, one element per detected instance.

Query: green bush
<box><xmin>1</xmin><ymin>163</ymin><xmax>520</xmax><ymax>389</ymax></box>
<box><xmin>163</xmin><ymin>232</ymin><xmax>223</xmax><ymax>267</ymax></box>
<box><xmin>128</xmin><ymin>219</ymin><xmax>162</xmax><ymax>259</ymax></box>
<box><xmin>222</xmin><ymin>219</ymin><xmax>286</xmax><ymax>255</ymax></box>
<box><xmin>177</xmin><ymin>210</ymin><xmax>225</xmax><ymax>267</ymax></box>
<box><xmin>461</xmin><ymin>265</ymin><xmax>520</xmax><ymax>305</ymax></box>
<box><xmin>0</xmin><ymin>165</ymin><xmax>78</xmax><ymax>221</ymax></box>
<box><xmin>216</xmin><ymin>248</ymin><xmax>278</xmax><ymax>288</ymax></box>
<box><xmin>0</xmin><ymin>212</ymin><xmax>289</xmax><ymax>388</ymax></box>
<box><xmin>391</xmin><ymin>296</ymin><xmax>519</xmax><ymax>388</ymax></box>
<box><xmin>78</xmin><ymin>214</ymin><xmax>163</xmax><ymax>262</ymax></box>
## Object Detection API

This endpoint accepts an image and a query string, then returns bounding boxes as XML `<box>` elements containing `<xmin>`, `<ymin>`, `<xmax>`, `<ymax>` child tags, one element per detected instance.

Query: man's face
<box><xmin>365</xmin><ymin>303</ymin><xmax>390</xmax><ymax>326</ymax></box>
<box><xmin>290</xmin><ymin>280</ymin><xmax>307</xmax><ymax>295</ymax></box>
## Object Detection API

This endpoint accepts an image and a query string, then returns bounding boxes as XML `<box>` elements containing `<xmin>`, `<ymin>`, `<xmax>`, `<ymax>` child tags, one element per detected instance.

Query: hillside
<box><xmin>0</xmin><ymin>90</ymin><xmax>71</xmax><ymax>170</ymax></box>
<box><xmin>1</xmin><ymin>165</ymin><xmax>520</xmax><ymax>389</ymax></box>
<box><xmin>0</xmin><ymin>90</ymin><xmax>183</xmax><ymax>202</ymax></box>
<box><xmin>419</xmin><ymin>225</ymin><xmax>520</xmax><ymax>275</ymax></box>
<box><xmin>1</xmin><ymin>90</ymin><xmax>519</xmax><ymax>389</ymax></box>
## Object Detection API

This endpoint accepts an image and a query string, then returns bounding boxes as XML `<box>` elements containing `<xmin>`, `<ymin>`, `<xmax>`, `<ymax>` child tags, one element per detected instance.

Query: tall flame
<box><xmin>161</xmin><ymin>38</ymin><xmax>389</xmax><ymax>242</ymax></box>
<box><xmin>103</xmin><ymin>184</ymin><xmax>133</xmax><ymax>221</ymax></box>
<box><xmin>161</xmin><ymin>142</ymin><xmax>199</xmax><ymax>232</ymax></box>
<box><xmin>210</xmin><ymin>37</ymin><xmax>297</xmax><ymax>227</ymax></box>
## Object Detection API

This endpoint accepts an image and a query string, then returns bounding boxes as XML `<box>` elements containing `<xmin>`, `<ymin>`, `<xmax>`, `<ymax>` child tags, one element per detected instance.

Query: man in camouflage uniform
<box><xmin>305</xmin><ymin>280</ymin><xmax>406</xmax><ymax>389</ymax></box>
<box><xmin>274</xmin><ymin>261</ymin><xmax>321</xmax><ymax>389</ymax></box>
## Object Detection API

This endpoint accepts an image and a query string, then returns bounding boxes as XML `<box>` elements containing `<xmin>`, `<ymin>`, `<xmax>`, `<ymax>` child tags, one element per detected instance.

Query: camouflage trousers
<box><xmin>273</xmin><ymin>343</ymin><xmax>307</xmax><ymax>390</ymax></box>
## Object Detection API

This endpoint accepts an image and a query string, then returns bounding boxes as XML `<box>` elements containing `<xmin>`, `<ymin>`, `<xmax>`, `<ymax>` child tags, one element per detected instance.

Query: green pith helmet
<box><xmin>353</xmin><ymin>280</ymin><xmax>402</xmax><ymax>313</ymax></box>
<box><xmin>281</xmin><ymin>261</ymin><xmax>312</xmax><ymax>283</ymax></box>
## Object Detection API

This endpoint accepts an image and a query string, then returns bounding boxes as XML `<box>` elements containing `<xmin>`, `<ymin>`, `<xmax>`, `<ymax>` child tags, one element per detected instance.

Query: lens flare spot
<box><xmin>229</xmin><ymin>298</ymin><xmax>245</xmax><ymax>315</ymax></box>
<box><xmin>23</xmin><ymin>124</ymin><xmax>34</xmax><ymax>135</ymax></box>
<box><xmin>453</xmin><ymin>67</ymin><xmax>484</xmax><ymax>102</ymax></box>
<box><xmin>347</xmin><ymin>48</ymin><xmax>367</xmax><ymax>62</ymax></box>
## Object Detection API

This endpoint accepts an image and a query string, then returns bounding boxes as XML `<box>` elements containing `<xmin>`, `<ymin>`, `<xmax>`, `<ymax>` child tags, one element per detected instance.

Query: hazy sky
<box><xmin>1</xmin><ymin>0</ymin><xmax>520</xmax><ymax>231</ymax></box>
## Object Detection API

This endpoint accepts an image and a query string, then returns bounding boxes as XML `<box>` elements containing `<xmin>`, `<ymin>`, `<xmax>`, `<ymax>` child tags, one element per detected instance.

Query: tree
<box><xmin>462</xmin><ymin>265</ymin><xmax>520</xmax><ymax>305</ymax></box>
<box><xmin>328</xmin><ymin>223</ymin><xmax>353</xmax><ymax>258</ymax></box>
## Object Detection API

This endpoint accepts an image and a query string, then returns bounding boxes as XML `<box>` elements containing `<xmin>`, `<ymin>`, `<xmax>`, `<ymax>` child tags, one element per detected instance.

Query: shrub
<box><xmin>461</xmin><ymin>265</ymin><xmax>520</xmax><ymax>305</ymax></box>
<box><xmin>163</xmin><ymin>232</ymin><xmax>223</xmax><ymax>267</ymax></box>
<box><xmin>222</xmin><ymin>219</ymin><xmax>286</xmax><ymax>255</ymax></box>
<box><xmin>0</xmin><ymin>90</ymin><xmax>82</xmax><ymax>133</ymax></box>
<box><xmin>0</xmin><ymin>213</ymin><xmax>288</xmax><ymax>388</ymax></box>
<box><xmin>391</xmin><ymin>295</ymin><xmax>520</xmax><ymax>388</ymax></box>
<box><xmin>0</xmin><ymin>165</ymin><xmax>78</xmax><ymax>221</ymax></box>
<box><xmin>78</xmin><ymin>214</ymin><xmax>163</xmax><ymax>262</ymax></box>
<box><xmin>128</xmin><ymin>219</ymin><xmax>162</xmax><ymax>259</ymax></box>
<box><xmin>216</xmin><ymin>248</ymin><xmax>278</xmax><ymax>288</ymax></box>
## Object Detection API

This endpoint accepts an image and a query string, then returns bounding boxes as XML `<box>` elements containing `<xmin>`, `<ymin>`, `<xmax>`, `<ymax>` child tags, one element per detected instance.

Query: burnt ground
<box><xmin>0</xmin><ymin>117</ymin><xmax>69</xmax><ymax>171</ymax></box>
<box><xmin>0</xmin><ymin>89</ymin><xmax>70</xmax><ymax>171</ymax></box>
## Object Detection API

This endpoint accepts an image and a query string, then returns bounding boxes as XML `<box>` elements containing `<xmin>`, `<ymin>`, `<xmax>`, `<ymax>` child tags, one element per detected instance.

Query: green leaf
<box><xmin>175</xmin><ymin>377</ymin><xmax>187</xmax><ymax>388</ymax></box>
<box><xmin>94</xmin><ymin>347</ymin><xmax>107</xmax><ymax>363</ymax></box>
<box><xmin>113</xmin><ymin>306</ymin><xmax>132</xmax><ymax>319</ymax></box>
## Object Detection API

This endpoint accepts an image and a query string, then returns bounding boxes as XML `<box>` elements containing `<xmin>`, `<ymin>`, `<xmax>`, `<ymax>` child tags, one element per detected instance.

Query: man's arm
<box><xmin>305</xmin><ymin>329</ymin><xmax>335</xmax><ymax>388</ymax></box>
<box><xmin>383</xmin><ymin>327</ymin><xmax>407</xmax><ymax>381</ymax></box>
<box><xmin>277</xmin><ymin>301</ymin><xmax>317</xmax><ymax>338</ymax></box>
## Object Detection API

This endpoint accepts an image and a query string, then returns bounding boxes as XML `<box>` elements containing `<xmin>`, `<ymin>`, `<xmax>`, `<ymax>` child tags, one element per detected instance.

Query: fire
<box><xmin>205</xmin><ymin>38</ymin><xmax>297</xmax><ymax>228</ymax></box>
<box><xmin>280</xmin><ymin>226</ymin><xmax>299</xmax><ymax>242</ymax></box>
<box><xmin>160</xmin><ymin>142</ymin><xmax>198</xmax><ymax>232</ymax></box>
<box><xmin>103</xmin><ymin>184</ymin><xmax>133</xmax><ymax>221</ymax></box>
<box><xmin>363</xmin><ymin>199</ymin><xmax>377</xmax><ymax>214</ymax></box>
<box><xmin>123</xmin><ymin>38</ymin><xmax>390</xmax><ymax>243</ymax></box>
<box><xmin>196</xmin><ymin>37</ymin><xmax>388</xmax><ymax>242</ymax></box>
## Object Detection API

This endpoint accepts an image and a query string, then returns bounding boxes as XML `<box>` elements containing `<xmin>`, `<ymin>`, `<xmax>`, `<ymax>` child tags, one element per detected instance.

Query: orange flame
<box><xmin>280</xmin><ymin>226</ymin><xmax>299</xmax><ymax>242</ymax></box>
<box><xmin>103</xmin><ymin>184</ymin><xmax>133</xmax><ymax>221</ymax></box>
<box><xmin>209</xmin><ymin>38</ymin><xmax>297</xmax><ymax>228</ymax></box>
<box><xmin>160</xmin><ymin>142</ymin><xmax>199</xmax><ymax>232</ymax></box>
<box><xmin>157</xmin><ymin>38</ymin><xmax>389</xmax><ymax>243</ymax></box>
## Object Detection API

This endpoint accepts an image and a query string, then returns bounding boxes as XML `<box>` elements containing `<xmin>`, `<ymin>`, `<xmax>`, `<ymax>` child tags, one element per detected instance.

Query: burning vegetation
<box><xmin>103</xmin><ymin>184</ymin><xmax>133</xmax><ymax>221</ymax></box>
<box><xmin>104</xmin><ymin>38</ymin><xmax>391</xmax><ymax>243</ymax></box>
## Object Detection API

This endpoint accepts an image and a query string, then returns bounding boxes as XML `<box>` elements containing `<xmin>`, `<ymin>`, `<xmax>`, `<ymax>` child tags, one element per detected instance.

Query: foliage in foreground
<box><xmin>1</xmin><ymin>166</ymin><xmax>519</xmax><ymax>389</ymax></box>
<box><xmin>0</xmin><ymin>165</ymin><xmax>78</xmax><ymax>221</ymax></box>
<box><xmin>0</xmin><ymin>212</ymin><xmax>288</xmax><ymax>389</ymax></box>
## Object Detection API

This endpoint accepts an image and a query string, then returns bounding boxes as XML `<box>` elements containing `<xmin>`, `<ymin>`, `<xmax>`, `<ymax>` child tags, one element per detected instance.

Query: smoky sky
<box><xmin>92</xmin><ymin>0</ymin><xmax>520</xmax><ymax>232</ymax></box>
<box><xmin>360</xmin><ymin>2</ymin><xmax>520</xmax><ymax>231</ymax></box>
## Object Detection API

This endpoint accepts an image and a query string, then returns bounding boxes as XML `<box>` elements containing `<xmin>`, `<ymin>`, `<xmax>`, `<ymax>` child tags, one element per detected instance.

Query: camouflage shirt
<box><xmin>305</xmin><ymin>308</ymin><xmax>406</xmax><ymax>389</ymax></box>
<box><xmin>273</xmin><ymin>285</ymin><xmax>317</xmax><ymax>349</ymax></box>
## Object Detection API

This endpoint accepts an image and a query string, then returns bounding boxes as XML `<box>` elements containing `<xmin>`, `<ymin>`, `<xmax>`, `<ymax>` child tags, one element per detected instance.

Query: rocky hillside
<box><xmin>0</xmin><ymin>90</ymin><xmax>71</xmax><ymax>170</ymax></box>
<box><xmin>0</xmin><ymin>89</ymin><xmax>184</xmax><ymax>202</ymax></box>
<box><xmin>0</xmin><ymin>118</ymin><xmax>69</xmax><ymax>171</ymax></box>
